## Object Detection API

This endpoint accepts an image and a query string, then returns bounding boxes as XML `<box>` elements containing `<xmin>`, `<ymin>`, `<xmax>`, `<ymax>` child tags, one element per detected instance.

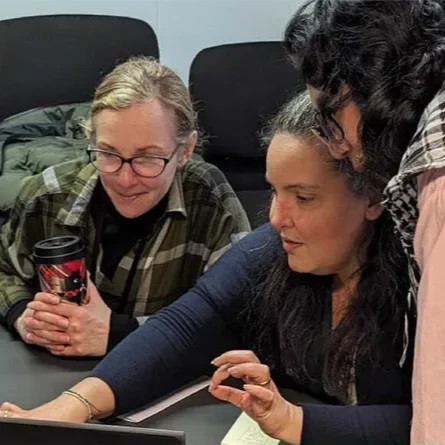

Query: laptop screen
<box><xmin>0</xmin><ymin>417</ymin><xmax>185</xmax><ymax>445</ymax></box>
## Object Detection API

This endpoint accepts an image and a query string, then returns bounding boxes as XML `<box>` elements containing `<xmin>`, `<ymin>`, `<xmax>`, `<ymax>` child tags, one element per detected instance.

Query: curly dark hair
<box><xmin>246</xmin><ymin>92</ymin><xmax>409</xmax><ymax>403</ymax></box>
<box><xmin>284</xmin><ymin>0</ymin><xmax>445</xmax><ymax>193</ymax></box>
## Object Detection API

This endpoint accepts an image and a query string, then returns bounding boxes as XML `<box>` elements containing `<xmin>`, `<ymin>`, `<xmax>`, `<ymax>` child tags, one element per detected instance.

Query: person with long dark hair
<box><xmin>285</xmin><ymin>1</ymin><xmax>445</xmax><ymax>442</ymax></box>
<box><xmin>0</xmin><ymin>93</ymin><xmax>412</xmax><ymax>444</ymax></box>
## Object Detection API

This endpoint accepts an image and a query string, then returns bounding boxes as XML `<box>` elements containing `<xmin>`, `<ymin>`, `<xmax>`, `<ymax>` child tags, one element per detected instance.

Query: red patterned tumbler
<box><xmin>33</xmin><ymin>236</ymin><xmax>88</xmax><ymax>305</ymax></box>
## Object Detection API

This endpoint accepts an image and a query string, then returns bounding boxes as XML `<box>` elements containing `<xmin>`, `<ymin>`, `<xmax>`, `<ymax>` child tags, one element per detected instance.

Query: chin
<box><xmin>107</xmin><ymin>190</ymin><xmax>156</xmax><ymax>218</ymax></box>
<box><xmin>104</xmin><ymin>180</ymin><xmax>167</xmax><ymax>219</ymax></box>
<box><xmin>288</xmin><ymin>260</ymin><xmax>331</xmax><ymax>277</ymax></box>
<box><xmin>112</xmin><ymin>201</ymin><xmax>154</xmax><ymax>219</ymax></box>
<box><xmin>287</xmin><ymin>257</ymin><xmax>313</xmax><ymax>274</ymax></box>
<box><xmin>117</xmin><ymin>208</ymin><xmax>147</xmax><ymax>219</ymax></box>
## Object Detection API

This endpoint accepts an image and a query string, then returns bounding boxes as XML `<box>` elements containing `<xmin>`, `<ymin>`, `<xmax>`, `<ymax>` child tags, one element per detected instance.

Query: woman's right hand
<box><xmin>210</xmin><ymin>350</ymin><xmax>303</xmax><ymax>444</ymax></box>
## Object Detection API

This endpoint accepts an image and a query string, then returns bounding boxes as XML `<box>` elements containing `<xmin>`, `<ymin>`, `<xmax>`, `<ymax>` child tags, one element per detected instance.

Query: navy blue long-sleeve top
<box><xmin>92</xmin><ymin>224</ymin><xmax>412</xmax><ymax>444</ymax></box>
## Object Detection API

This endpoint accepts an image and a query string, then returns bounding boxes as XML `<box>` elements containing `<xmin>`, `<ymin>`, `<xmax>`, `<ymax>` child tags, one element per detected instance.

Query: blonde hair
<box><xmin>84</xmin><ymin>56</ymin><xmax>196</xmax><ymax>144</ymax></box>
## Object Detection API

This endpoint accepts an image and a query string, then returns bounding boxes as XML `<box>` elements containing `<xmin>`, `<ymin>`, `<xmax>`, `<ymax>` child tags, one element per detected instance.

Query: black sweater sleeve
<box><xmin>92</xmin><ymin>224</ymin><xmax>278</xmax><ymax>415</ymax></box>
<box><xmin>300</xmin><ymin>403</ymin><xmax>411</xmax><ymax>444</ymax></box>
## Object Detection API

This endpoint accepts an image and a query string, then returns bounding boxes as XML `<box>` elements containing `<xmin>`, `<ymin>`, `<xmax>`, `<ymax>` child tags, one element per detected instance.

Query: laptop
<box><xmin>0</xmin><ymin>417</ymin><xmax>185</xmax><ymax>445</ymax></box>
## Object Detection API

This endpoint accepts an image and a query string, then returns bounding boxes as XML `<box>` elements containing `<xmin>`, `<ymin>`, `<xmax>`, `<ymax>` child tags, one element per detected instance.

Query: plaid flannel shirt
<box><xmin>0</xmin><ymin>157</ymin><xmax>250</xmax><ymax>328</ymax></box>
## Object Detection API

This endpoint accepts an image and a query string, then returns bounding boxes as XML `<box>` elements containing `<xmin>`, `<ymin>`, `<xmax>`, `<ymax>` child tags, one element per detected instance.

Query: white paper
<box><xmin>221</xmin><ymin>412</ymin><xmax>280</xmax><ymax>445</ymax></box>
<box><xmin>119</xmin><ymin>377</ymin><xmax>211</xmax><ymax>423</ymax></box>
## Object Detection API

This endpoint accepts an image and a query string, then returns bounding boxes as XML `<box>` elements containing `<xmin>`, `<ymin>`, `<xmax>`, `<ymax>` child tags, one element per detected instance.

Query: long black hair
<box><xmin>284</xmin><ymin>0</ymin><xmax>445</xmax><ymax>193</ymax></box>
<box><xmin>246</xmin><ymin>92</ymin><xmax>409</xmax><ymax>403</ymax></box>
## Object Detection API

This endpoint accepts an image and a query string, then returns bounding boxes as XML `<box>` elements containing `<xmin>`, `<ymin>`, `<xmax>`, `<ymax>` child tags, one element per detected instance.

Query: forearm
<box><xmin>33</xmin><ymin>378</ymin><xmax>116</xmax><ymax>423</ymax></box>
<box><xmin>0</xmin><ymin>178</ymin><xmax>44</xmax><ymax>327</ymax></box>
<box><xmin>0</xmin><ymin>236</ymin><xmax>34</xmax><ymax>327</ymax></box>
<box><xmin>70</xmin><ymin>377</ymin><xmax>116</xmax><ymax>420</ymax></box>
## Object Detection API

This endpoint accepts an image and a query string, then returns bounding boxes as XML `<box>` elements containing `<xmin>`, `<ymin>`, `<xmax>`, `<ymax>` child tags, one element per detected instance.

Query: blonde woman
<box><xmin>0</xmin><ymin>56</ymin><xmax>250</xmax><ymax>357</ymax></box>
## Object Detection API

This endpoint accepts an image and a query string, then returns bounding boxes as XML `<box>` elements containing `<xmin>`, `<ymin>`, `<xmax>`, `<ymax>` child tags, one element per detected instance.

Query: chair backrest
<box><xmin>0</xmin><ymin>14</ymin><xmax>159</xmax><ymax>122</ymax></box>
<box><xmin>189</xmin><ymin>41</ymin><xmax>304</xmax><ymax>227</ymax></box>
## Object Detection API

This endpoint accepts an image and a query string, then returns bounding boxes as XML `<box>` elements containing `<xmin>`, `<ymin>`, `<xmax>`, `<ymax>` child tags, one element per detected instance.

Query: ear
<box><xmin>327</xmin><ymin>142</ymin><xmax>350</xmax><ymax>160</ymax></box>
<box><xmin>328</xmin><ymin>140</ymin><xmax>365</xmax><ymax>172</ymax></box>
<box><xmin>177</xmin><ymin>131</ymin><xmax>197</xmax><ymax>168</ymax></box>
<box><xmin>365</xmin><ymin>200</ymin><xmax>383</xmax><ymax>221</ymax></box>
<box><xmin>333</xmin><ymin>95</ymin><xmax>365</xmax><ymax>171</ymax></box>
<box><xmin>349</xmin><ymin>148</ymin><xmax>365</xmax><ymax>172</ymax></box>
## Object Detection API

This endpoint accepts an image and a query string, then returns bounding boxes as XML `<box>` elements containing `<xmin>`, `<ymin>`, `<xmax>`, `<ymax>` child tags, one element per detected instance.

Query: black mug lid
<box><xmin>33</xmin><ymin>236</ymin><xmax>84</xmax><ymax>259</ymax></box>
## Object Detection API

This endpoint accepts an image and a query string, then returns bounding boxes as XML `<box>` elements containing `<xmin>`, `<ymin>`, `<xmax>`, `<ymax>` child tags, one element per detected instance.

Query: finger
<box><xmin>209</xmin><ymin>385</ymin><xmax>246</xmax><ymax>408</ymax></box>
<box><xmin>0</xmin><ymin>402</ymin><xmax>26</xmax><ymax>415</ymax></box>
<box><xmin>27</xmin><ymin>301</ymin><xmax>76</xmax><ymax>318</ymax></box>
<box><xmin>27</xmin><ymin>330</ymin><xmax>70</xmax><ymax>345</ymax></box>
<box><xmin>33</xmin><ymin>293</ymin><xmax>61</xmax><ymax>305</ymax></box>
<box><xmin>32</xmin><ymin>310</ymin><xmax>69</xmax><ymax>329</ymax></box>
<box><xmin>46</xmin><ymin>344</ymin><xmax>66</xmax><ymax>352</ymax></box>
<box><xmin>227</xmin><ymin>363</ymin><xmax>271</xmax><ymax>385</ymax></box>
<box><xmin>24</xmin><ymin>317</ymin><xmax>67</xmax><ymax>332</ymax></box>
<box><xmin>47</xmin><ymin>348</ymin><xmax>67</xmax><ymax>356</ymax></box>
<box><xmin>211</xmin><ymin>350</ymin><xmax>260</xmax><ymax>367</ymax></box>
<box><xmin>243</xmin><ymin>384</ymin><xmax>275</xmax><ymax>405</ymax></box>
<box><xmin>48</xmin><ymin>345</ymin><xmax>81</xmax><ymax>357</ymax></box>
<box><xmin>210</xmin><ymin>363</ymin><xmax>233</xmax><ymax>389</ymax></box>
<box><xmin>32</xmin><ymin>329</ymin><xmax>70</xmax><ymax>344</ymax></box>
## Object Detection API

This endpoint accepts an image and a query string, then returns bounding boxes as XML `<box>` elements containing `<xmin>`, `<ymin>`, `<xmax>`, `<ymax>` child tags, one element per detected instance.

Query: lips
<box><xmin>281</xmin><ymin>236</ymin><xmax>303</xmax><ymax>252</ymax></box>
<box><xmin>282</xmin><ymin>237</ymin><xmax>302</xmax><ymax>245</ymax></box>
<box><xmin>114</xmin><ymin>191</ymin><xmax>144</xmax><ymax>199</ymax></box>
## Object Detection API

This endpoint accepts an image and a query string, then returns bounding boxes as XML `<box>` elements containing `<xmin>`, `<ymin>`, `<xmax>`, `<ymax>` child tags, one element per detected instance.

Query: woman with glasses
<box><xmin>0</xmin><ymin>56</ymin><xmax>250</xmax><ymax>357</ymax></box>
<box><xmin>1</xmin><ymin>92</ymin><xmax>412</xmax><ymax>445</ymax></box>
<box><xmin>285</xmin><ymin>0</ymin><xmax>445</xmax><ymax>442</ymax></box>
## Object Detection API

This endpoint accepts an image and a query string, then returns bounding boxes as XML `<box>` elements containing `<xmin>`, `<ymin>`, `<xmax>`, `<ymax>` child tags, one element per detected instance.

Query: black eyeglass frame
<box><xmin>86</xmin><ymin>144</ymin><xmax>181</xmax><ymax>178</ymax></box>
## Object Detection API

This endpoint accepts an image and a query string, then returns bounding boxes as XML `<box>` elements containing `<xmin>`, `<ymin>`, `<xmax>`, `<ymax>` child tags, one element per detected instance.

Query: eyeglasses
<box><xmin>87</xmin><ymin>145</ymin><xmax>180</xmax><ymax>178</ymax></box>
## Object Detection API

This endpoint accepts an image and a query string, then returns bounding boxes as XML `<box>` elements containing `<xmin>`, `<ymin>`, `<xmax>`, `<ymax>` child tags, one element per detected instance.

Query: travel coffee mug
<box><xmin>33</xmin><ymin>236</ymin><xmax>88</xmax><ymax>305</ymax></box>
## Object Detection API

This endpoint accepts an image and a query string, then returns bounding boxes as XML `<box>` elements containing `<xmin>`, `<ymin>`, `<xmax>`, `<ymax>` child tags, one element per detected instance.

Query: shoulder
<box><xmin>394</xmin><ymin>82</ymin><xmax>445</xmax><ymax>182</ymax></box>
<box><xmin>17</xmin><ymin>158</ymin><xmax>91</xmax><ymax>207</ymax></box>
<box><xmin>180</xmin><ymin>157</ymin><xmax>249</xmax><ymax>224</ymax></box>
<box><xmin>181</xmin><ymin>157</ymin><xmax>234</xmax><ymax>196</ymax></box>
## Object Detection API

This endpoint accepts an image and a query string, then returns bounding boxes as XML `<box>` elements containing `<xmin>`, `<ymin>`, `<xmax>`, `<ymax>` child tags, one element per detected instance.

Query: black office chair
<box><xmin>189</xmin><ymin>42</ymin><xmax>304</xmax><ymax>228</ymax></box>
<box><xmin>0</xmin><ymin>14</ymin><xmax>159</xmax><ymax>122</ymax></box>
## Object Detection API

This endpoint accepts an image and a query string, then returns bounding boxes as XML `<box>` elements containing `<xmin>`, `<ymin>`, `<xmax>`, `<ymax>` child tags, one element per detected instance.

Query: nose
<box><xmin>116</xmin><ymin>162</ymin><xmax>138</xmax><ymax>187</ymax></box>
<box><xmin>269</xmin><ymin>195</ymin><xmax>294</xmax><ymax>231</ymax></box>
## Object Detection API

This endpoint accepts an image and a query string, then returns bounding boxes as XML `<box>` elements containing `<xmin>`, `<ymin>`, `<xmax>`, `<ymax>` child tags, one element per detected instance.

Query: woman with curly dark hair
<box><xmin>285</xmin><ymin>0</ymin><xmax>445</xmax><ymax>442</ymax></box>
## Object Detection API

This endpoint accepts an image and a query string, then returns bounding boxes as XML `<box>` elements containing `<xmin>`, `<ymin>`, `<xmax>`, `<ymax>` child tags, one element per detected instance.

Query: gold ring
<box><xmin>257</xmin><ymin>378</ymin><xmax>271</xmax><ymax>386</ymax></box>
